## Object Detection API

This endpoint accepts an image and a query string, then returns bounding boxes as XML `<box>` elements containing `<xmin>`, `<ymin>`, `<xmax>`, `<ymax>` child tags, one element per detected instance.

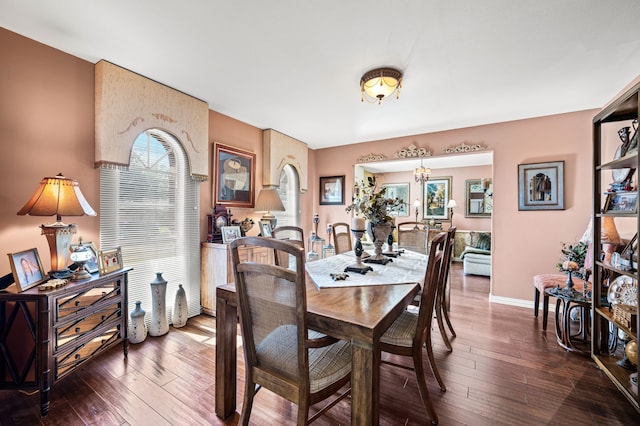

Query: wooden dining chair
<box><xmin>397</xmin><ymin>221</ymin><xmax>428</xmax><ymax>253</ymax></box>
<box><xmin>435</xmin><ymin>226</ymin><xmax>457</xmax><ymax>351</ymax></box>
<box><xmin>272</xmin><ymin>226</ymin><xmax>305</xmax><ymax>268</ymax></box>
<box><xmin>380</xmin><ymin>232</ymin><xmax>447</xmax><ymax>425</ymax></box>
<box><xmin>230</xmin><ymin>236</ymin><xmax>351</xmax><ymax>425</ymax></box>
<box><xmin>332</xmin><ymin>222</ymin><xmax>352</xmax><ymax>254</ymax></box>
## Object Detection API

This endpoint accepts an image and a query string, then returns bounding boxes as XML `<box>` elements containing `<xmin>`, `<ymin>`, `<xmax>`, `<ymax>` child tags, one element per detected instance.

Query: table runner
<box><xmin>305</xmin><ymin>250</ymin><xmax>428</xmax><ymax>289</ymax></box>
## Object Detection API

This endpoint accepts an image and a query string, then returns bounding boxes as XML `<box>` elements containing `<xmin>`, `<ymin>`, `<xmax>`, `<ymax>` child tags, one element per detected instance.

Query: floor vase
<box><xmin>128</xmin><ymin>301</ymin><xmax>147</xmax><ymax>344</ymax></box>
<box><xmin>149</xmin><ymin>272</ymin><xmax>169</xmax><ymax>336</ymax></box>
<box><xmin>172</xmin><ymin>284</ymin><xmax>188</xmax><ymax>328</ymax></box>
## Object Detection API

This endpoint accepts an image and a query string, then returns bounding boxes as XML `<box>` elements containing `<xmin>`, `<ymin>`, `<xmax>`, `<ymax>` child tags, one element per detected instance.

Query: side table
<box><xmin>545</xmin><ymin>286</ymin><xmax>591</xmax><ymax>355</ymax></box>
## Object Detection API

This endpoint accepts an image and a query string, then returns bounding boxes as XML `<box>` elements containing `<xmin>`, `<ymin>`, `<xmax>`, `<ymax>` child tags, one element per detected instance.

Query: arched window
<box><xmin>274</xmin><ymin>164</ymin><xmax>300</xmax><ymax>228</ymax></box>
<box><xmin>100</xmin><ymin>129</ymin><xmax>200</xmax><ymax>323</ymax></box>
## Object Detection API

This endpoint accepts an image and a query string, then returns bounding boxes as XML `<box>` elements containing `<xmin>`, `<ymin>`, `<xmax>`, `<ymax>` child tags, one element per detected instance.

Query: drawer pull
<box><xmin>75</xmin><ymin>327</ymin><xmax>80</xmax><ymax>333</ymax></box>
<box><xmin>101</xmin><ymin>315</ymin><xmax>106</xmax><ymax>321</ymax></box>
<box><xmin>75</xmin><ymin>301</ymin><xmax>80</xmax><ymax>307</ymax></box>
<box><xmin>75</xmin><ymin>354</ymin><xmax>80</xmax><ymax>359</ymax></box>
<box><xmin>102</xmin><ymin>291</ymin><xmax>107</xmax><ymax>296</ymax></box>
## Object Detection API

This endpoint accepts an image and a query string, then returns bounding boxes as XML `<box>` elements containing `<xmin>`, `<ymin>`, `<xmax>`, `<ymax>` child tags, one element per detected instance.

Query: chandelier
<box><xmin>360</xmin><ymin>67</ymin><xmax>403</xmax><ymax>104</ymax></box>
<box><xmin>414</xmin><ymin>158</ymin><xmax>431</xmax><ymax>183</ymax></box>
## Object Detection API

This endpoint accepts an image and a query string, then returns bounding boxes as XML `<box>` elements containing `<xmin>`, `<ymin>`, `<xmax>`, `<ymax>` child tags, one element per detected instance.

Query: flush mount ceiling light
<box><xmin>360</xmin><ymin>67</ymin><xmax>403</xmax><ymax>104</ymax></box>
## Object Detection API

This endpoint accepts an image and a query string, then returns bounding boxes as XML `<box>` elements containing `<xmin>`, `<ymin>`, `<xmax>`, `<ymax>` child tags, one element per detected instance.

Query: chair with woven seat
<box><xmin>380</xmin><ymin>232</ymin><xmax>447</xmax><ymax>425</ymax></box>
<box><xmin>435</xmin><ymin>226</ymin><xmax>457</xmax><ymax>352</ymax></box>
<box><xmin>397</xmin><ymin>221</ymin><xmax>428</xmax><ymax>253</ymax></box>
<box><xmin>533</xmin><ymin>273</ymin><xmax>589</xmax><ymax>330</ymax></box>
<box><xmin>272</xmin><ymin>226</ymin><xmax>305</xmax><ymax>268</ymax></box>
<box><xmin>230</xmin><ymin>236</ymin><xmax>351</xmax><ymax>425</ymax></box>
<box><xmin>332</xmin><ymin>222</ymin><xmax>352</xmax><ymax>254</ymax></box>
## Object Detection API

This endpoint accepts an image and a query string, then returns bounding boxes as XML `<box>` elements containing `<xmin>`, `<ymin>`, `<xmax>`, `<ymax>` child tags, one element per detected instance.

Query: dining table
<box><xmin>214</xmin><ymin>250</ymin><xmax>426</xmax><ymax>425</ymax></box>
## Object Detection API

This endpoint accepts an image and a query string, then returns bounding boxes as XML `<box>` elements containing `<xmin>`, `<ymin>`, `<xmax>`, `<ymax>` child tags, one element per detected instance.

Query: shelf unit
<box><xmin>592</xmin><ymin>78</ymin><xmax>640</xmax><ymax>413</ymax></box>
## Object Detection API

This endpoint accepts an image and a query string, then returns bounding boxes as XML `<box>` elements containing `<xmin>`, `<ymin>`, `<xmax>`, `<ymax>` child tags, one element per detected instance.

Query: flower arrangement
<box><xmin>557</xmin><ymin>241</ymin><xmax>588</xmax><ymax>276</ymax></box>
<box><xmin>346</xmin><ymin>176</ymin><xmax>405</xmax><ymax>224</ymax></box>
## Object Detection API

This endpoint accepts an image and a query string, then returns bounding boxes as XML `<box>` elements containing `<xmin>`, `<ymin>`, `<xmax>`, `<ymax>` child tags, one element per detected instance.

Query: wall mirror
<box><xmin>465</xmin><ymin>179</ymin><xmax>492</xmax><ymax>217</ymax></box>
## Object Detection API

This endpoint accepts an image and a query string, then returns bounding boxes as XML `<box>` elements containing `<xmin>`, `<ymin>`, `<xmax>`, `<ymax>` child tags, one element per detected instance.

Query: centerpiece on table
<box><xmin>556</xmin><ymin>241</ymin><xmax>588</xmax><ymax>290</ymax></box>
<box><xmin>346</xmin><ymin>176</ymin><xmax>404</xmax><ymax>264</ymax></box>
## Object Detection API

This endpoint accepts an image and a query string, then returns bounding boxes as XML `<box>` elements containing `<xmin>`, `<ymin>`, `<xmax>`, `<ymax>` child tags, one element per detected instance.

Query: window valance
<box><xmin>95</xmin><ymin>60</ymin><xmax>209</xmax><ymax>180</ymax></box>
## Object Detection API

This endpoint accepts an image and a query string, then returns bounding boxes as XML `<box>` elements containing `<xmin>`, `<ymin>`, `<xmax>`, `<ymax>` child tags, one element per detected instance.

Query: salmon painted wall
<box><xmin>0</xmin><ymin>27</ymin><xmax>98</xmax><ymax>274</ymax></box>
<box><xmin>313</xmin><ymin>111</ymin><xmax>597</xmax><ymax>302</ymax></box>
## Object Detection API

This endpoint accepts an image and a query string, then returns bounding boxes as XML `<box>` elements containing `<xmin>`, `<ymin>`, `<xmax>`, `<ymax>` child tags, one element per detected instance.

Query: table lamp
<box><xmin>254</xmin><ymin>188</ymin><xmax>285</xmax><ymax>230</ymax></box>
<box><xmin>601</xmin><ymin>216</ymin><xmax>622</xmax><ymax>263</ymax></box>
<box><xmin>413</xmin><ymin>198</ymin><xmax>421</xmax><ymax>229</ymax></box>
<box><xmin>447</xmin><ymin>199</ymin><xmax>457</xmax><ymax>222</ymax></box>
<box><xmin>17</xmin><ymin>173</ymin><xmax>96</xmax><ymax>279</ymax></box>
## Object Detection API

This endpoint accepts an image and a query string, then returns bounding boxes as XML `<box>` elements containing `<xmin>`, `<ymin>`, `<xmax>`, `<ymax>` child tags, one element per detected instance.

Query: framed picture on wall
<box><xmin>381</xmin><ymin>183</ymin><xmax>410</xmax><ymax>216</ymax></box>
<box><xmin>518</xmin><ymin>161</ymin><xmax>564</xmax><ymax>210</ymax></box>
<box><xmin>423</xmin><ymin>177</ymin><xmax>452</xmax><ymax>221</ymax></box>
<box><xmin>214</xmin><ymin>143</ymin><xmax>256</xmax><ymax>208</ymax></box>
<box><xmin>319</xmin><ymin>175</ymin><xmax>345</xmax><ymax>205</ymax></box>
<box><xmin>7</xmin><ymin>248</ymin><xmax>47</xmax><ymax>292</ymax></box>
<box><xmin>465</xmin><ymin>179</ymin><xmax>492</xmax><ymax>217</ymax></box>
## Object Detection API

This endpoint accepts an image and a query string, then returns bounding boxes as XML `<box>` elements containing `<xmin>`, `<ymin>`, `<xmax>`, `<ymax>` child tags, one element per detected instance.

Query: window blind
<box><xmin>100</xmin><ymin>130</ymin><xmax>200</xmax><ymax>325</ymax></box>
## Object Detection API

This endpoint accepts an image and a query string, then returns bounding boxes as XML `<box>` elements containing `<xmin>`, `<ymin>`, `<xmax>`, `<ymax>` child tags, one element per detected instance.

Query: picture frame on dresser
<box><xmin>221</xmin><ymin>225</ymin><xmax>242</xmax><ymax>243</ymax></box>
<box><xmin>7</xmin><ymin>247</ymin><xmax>47</xmax><ymax>292</ymax></box>
<box><xmin>260</xmin><ymin>221</ymin><xmax>273</xmax><ymax>237</ymax></box>
<box><xmin>98</xmin><ymin>247</ymin><xmax>123</xmax><ymax>275</ymax></box>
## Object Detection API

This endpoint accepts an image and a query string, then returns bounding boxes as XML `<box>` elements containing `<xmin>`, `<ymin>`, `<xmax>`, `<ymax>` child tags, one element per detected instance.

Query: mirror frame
<box><xmin>465</xmin><ymin>179</ymin><xmax>492</xmax><ymax>217</ymax></box>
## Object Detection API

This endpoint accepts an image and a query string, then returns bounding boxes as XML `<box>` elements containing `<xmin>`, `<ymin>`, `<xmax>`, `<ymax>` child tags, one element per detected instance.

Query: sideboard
<box><xmin>200</xmin><ymin>242</ymin><xmax>273</xmax><ymax>316</ymax></box>
<box><xmin>0</xmin><ymin>268</ymin><xmax>130</xmax><ymax>416</ymax></box>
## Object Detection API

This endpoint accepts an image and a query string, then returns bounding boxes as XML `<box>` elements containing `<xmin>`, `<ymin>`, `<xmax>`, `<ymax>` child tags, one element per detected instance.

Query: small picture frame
<box><xmin>98</xmin><ymin>247</ymin><xmax>123</xmax><ymax>275</ymax></box>
<box><xmin>518</xmin><ymin>161</ymin><xmax>564</xmax><ymax>210</ymax></box>
<box><xmin>221</xmin><ymin>225</ymin><xmax>242</xmax><ymax>243</ymax></box>
<box><xmin>260</xmin><ymin>221</ymin><xmax>273</xmax><ymax>237</ymax></box>
<box><xmin>69</xmin><ymin>241</ymin><xmax>99</xmax><ymax>274</ymax></box>
<box><xmin>319</xmin><ymin>175</ymin><xmax>345</xmax><ymax>205</ymax></box>
<box><xmin>622</xmin><ymin>233</ymin><xmax>638</xmax><ymax>270</ymax></box>
<box><xmin>7</xmin><ymin>248</ymin><xmax>47</xmax><ymax>292</ymax></box>
<box><xmin>603</xmin><ymin>192</ymin><xmax>638</xmax><ymax>214</ymax></box>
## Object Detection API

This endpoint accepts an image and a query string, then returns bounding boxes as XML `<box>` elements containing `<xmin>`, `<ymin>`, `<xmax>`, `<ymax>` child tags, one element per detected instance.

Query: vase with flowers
<box><xmin>346</xmin><ymin>176</ymin><xmax>405</xmax><ymax>262</ymax></box>
<box><xmin>556</xmin><ymin>241</ymin><xmax>588</xmax><ymax>290</ymax></box>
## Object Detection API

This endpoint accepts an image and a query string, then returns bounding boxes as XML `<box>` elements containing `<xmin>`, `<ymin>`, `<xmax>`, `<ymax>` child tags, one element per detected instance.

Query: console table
<box><xmin>545</xmin><ymin>286</ymin><xmax>591</xmax><ymax>355</ymax></box>
<box><xmin>0</xmin><ymin>269</ymin><xmax>130</xmax><ymax>416</ymax></box>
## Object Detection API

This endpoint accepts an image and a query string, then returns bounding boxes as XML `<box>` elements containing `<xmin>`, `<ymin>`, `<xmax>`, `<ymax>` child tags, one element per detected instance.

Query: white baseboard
<box><xmin>489</xmin><ymin>294</ymin><xmax>556</xmax><ymax>311</ymax></box>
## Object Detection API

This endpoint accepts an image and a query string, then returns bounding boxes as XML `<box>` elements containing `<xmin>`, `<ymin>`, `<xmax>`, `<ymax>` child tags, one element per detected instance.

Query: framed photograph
<box><xmin>221</xmin><ymin>225</ymin><xmax>242</xmax><ymax>243</ymax></box>
<box><xmin>213</xmin><ymin>142</ymin><xmax>256</xmax><ymax>208</ymax></box>
<box><xmin>69</xmin><ymin>241</ymin><xmax>99</xmax><ymax>274</ymax></box>
<box><xmin>260</xmin><ymin>221</ymin><xmax>273</xmax><ymax>237</ymax></box>
<box><xmin>518</xmin><ymin>161</ymin><xmax>564</xmax><ymax>210</ymax></box>
<box><xmin>7</xmin><ymin>248</ymin><xmax>47</xmax><ymax>292</ymax></box>
<box><xmin>319</xmin><ymin>175</ymin><xmax>345</xmax><ymax>205</ymax></box>
<box><xmin>381</xmin><ymin>183</ymin><xmax>410</xmax><ymax>216</ymax></box>
<box><xmin>423</xmin><ymin>177</ymin><xmax>452</xmax><ymax>221</ymax></box>
<box><xmin>98</xmin><ymin>247</ymin><xmax>123</xmax><ymax>275</ymax></box>
<box><xmin>603</xmin><ymin>192</ymin><xmax>638</xmax><ymax>214</ymax></box>
<box><xmin>465</xmin><ymin>179</ymin><xmax>492</xmax><ymax>217</ymax></box>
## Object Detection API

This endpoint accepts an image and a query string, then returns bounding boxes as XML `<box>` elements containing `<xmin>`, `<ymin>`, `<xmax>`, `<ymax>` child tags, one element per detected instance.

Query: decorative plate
<box><xmin>612</xmin><ymin>145</ymin><xmax>633</xmax><ymax>183</ymax></box>
<box><xmin>607</xmin><ymin>275</ymin><xmax>638</xmax><ymax>306</ymax></box>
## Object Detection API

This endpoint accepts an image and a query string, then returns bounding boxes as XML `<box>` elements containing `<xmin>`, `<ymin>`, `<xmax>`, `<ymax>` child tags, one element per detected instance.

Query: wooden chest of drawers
<box><xmin>0</xmin><ymin>269</ymin><xmax>130</xmax><ymax>416</ymax></box>
<box><xmin>200</xmin><ymin>242</ymin><xmax>273</xmax><ymax>315</ymax></box>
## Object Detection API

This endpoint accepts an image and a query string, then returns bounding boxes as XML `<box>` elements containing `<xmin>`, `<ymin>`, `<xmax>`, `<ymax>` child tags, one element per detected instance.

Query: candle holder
<box><xmin>345</xmin><ymin>229</ymin><xmax>373</xmax><ymax>274</ymax></box>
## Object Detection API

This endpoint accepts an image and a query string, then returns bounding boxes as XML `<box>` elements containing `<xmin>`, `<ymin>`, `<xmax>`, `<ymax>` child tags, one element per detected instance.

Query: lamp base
<box><xmin>261</xmin><ymin>213</ymin><xmax>277</xmax><ymax>230</ymax></box>
<box><xmin>40</xmin><ymin>222</ymin><xmax>77</xmax><ymax>274</ymax></box>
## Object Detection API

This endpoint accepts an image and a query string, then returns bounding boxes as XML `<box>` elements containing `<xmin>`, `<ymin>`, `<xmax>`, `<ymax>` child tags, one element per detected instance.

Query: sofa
<box><xmin>460</xmin><ymin>231</ymin><xmax>491</xmax><ymax>276</ymax></box>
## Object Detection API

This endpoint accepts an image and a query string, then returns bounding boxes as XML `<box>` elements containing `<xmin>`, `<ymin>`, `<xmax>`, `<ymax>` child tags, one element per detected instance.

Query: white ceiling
<box><xmin>2</xmin><ymin>1</ymin><xmax>640</xmax><ymax>150</ymax></box>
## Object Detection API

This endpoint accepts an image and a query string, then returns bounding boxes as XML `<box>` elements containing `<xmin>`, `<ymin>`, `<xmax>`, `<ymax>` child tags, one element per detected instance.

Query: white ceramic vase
<box><xmin>149</xmin><ymin>272</ymin><xmax>169</xmax><ymax>336</ymax></box>
<box><xmin>172</xmin><ymin>284</ymin><xmax>188</xmax><ymax>328</ymax></box>
<box><xmin>128</xmin><ymin>301</ymin><xmax>147</xmax><ymax>344</ymax></box>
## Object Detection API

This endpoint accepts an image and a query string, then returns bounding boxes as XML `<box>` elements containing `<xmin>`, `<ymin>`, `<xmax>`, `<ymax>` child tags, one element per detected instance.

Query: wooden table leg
<box><xmin>215</xmin><ymin>292</ymin><xmax>237</xmax><ymax>419</ymax></box>
<box><xmin>351</xmin><ymin>340</ymin><xmax>380</xmax><ymax>426</ymax></box>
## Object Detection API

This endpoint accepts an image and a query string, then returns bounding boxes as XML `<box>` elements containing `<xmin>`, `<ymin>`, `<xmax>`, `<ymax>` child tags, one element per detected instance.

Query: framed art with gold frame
<box><xmin>213</xmin><ymin>143</ymin><xmax>256</xmax><ymax>208</ymax></box>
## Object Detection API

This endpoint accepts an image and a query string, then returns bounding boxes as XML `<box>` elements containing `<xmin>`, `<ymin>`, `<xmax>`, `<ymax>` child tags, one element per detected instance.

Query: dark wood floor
<box><xmin>1</xmin><ymin>264</ymin><xmax>638</xmax><ymax>425</ymax></box>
